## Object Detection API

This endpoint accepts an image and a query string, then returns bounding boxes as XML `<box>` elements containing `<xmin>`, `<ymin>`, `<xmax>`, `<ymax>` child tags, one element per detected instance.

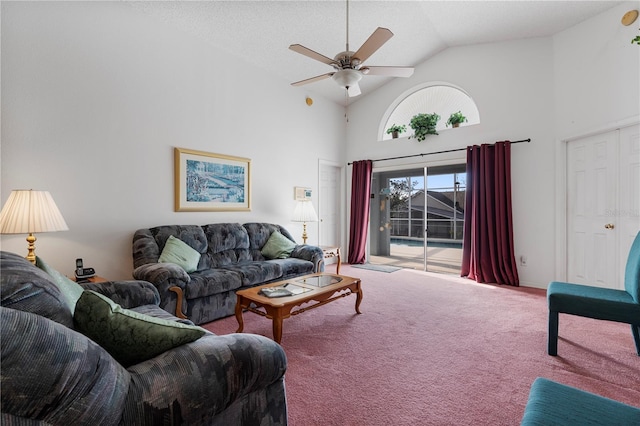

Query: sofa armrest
<box><xmin>132</xmin><ymin>262</ymin><xmax>192</xmax><ymax>317</ymax></box>
<box><xmin>132</xmin><ymin>263</ymin><xmax>190</xmax><ymax>289</ymax></box>
<box><xmin>123</xmin><ymin>333</ymin><xmax>287</xmax><ymax>424</ymax></box>
<box><xmin>291</xmin><ymin>244</ymin><xmax>325</xmax><ymax>272</ymax></box>
<box><xmin>80</xmin><ymin>280</ymin><xmax>160</xmax><ymax>309</ymax></box>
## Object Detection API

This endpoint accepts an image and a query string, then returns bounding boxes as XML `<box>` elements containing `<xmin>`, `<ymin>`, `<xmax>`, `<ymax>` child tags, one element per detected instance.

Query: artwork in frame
<box><xmin>174</xmin><ymin>147</ymin><xmax>251</xmax><ymax>212</ymax></box>
<box><xmin>294</xmin><ymin>186</ymin><xmax>312</xmax><ymax>201</ymax></box>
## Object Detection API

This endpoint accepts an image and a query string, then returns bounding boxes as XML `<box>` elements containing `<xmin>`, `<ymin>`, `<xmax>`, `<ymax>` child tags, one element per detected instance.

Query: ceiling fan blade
<box><xmin>291</xmin><ymin>73</ymin><xmax>334</xmax><ymax>87</ymax></box>
<box><xmin>289</xmin><ymin>44</ymin><xmax>336</xmax><ymax>66</ymax></box>
<box><xmin>362</xmin><ymin>66</ymin><xmax>414</xmax><ymax>78</ymax></box>
<box><xmin>352</xmin><ymin>27</ymin><xmax>393</xmax><ymax>64</ymax></box>
<box><xmin>347</xmin><ymin>82</ymin><xmax>361</xmax><ymax>97</ymax></box>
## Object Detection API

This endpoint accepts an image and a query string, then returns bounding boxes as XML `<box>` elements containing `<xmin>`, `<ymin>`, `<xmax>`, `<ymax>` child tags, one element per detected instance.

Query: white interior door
<box><xmin>566</xmin><ymin>124</ymin><xmax>640</xmax><ymax>289</ymax></box>
<box><xmin>618</xmin><ymin>125</ymin><xmax>640</xmax><ymax>277</ymax></box>
<box><xmin>319</xmin><ymin>161</ymin><xmax>342</xmax><ymax>247</ymax></box>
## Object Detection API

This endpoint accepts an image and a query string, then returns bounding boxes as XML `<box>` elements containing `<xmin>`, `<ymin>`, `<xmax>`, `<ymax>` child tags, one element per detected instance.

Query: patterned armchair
<box><xmin>0</xmin><ymin>251</ymin><xmax>288</xmax><ymax>425</ymax></box>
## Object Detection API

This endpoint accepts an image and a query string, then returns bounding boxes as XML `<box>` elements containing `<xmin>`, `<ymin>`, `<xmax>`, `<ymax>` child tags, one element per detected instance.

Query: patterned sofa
<box><xmin>132</xmin><ymin>222</ymin><xmax>324</xmax><ymax>325</ymax></box>
<box><xmin>0</xmin><ymin>251</ymin><xmax>288</xmax><ymax>425</ymax></box>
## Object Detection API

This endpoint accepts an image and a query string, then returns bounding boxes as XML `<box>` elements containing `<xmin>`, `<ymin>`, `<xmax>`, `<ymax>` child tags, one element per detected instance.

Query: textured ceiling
<box><xmin>129</xmin><ymin>1</ymin><xmax>624</xmax><ymax>105</ymax></box>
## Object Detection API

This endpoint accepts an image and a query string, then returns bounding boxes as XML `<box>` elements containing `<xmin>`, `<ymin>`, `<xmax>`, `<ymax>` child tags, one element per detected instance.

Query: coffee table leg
<box><xmin>272</xmin><ymin>314</ymin><xmax>283</xmax><ymax>344</ymax></box>
<box><xmin>235</xmin><ymin>295</ymin><xmax>245</xmax><ymax>333</ymax></box>
<box><xmin>355</xmin><ymin>282</ymin><xmax>363</xmax><ymax>314</ymax></box>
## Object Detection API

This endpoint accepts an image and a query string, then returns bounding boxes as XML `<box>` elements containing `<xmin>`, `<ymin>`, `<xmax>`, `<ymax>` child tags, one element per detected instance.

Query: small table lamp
<box><xmin>0</xmin><ymin>190</ymin><xmax>69</xmax><ymax>264</ymax></box>
<box><xmin>292</xmin><ymin>200</ymin><xmax>318</xmax><ymax>244</ymax></box>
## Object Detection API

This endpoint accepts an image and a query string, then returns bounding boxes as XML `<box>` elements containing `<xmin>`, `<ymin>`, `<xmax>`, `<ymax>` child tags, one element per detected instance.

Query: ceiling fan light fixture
<box><xmin>332</xmin><ymin>69</ymin><xmax>362</xmax><ymax>89</ymax></box>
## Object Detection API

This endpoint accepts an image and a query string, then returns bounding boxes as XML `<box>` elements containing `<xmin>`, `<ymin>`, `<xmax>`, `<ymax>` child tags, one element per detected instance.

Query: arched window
<box><xmin>381</xmin><ymin>83</ymin><xmax>480</xmax><ymax>141</ymax></box>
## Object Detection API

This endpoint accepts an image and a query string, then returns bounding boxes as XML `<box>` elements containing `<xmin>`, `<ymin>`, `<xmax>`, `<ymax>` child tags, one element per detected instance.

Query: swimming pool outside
<box><xmin>390</xmin><ymin>237</ymin><xmax>463</xmax><ymax>249</ymax></box>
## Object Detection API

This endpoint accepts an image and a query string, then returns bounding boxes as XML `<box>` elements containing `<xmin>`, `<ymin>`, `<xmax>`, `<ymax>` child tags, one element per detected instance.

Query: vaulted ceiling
<box><xmin>130</xmin><ymin>1</ymin><xmax>624</xmax><ymax>105</ymax></box>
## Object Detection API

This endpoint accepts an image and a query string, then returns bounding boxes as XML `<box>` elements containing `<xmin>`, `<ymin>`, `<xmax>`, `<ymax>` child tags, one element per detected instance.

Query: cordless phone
<box><xmin>75</xmin><ymin>258</ymin><xmax>96</xmax><ymax>280</ymax></box>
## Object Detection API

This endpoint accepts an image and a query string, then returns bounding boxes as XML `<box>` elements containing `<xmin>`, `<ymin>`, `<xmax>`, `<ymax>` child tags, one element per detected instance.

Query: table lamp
<box><xmin>292</xmin><ymin>200</ymin><xmax>318</xmax><ymax>244</ymax></box>
<box><xmin>0</xmin><ymin>190</ymin><xmax>69</xmax><ymax>264</ymax></box>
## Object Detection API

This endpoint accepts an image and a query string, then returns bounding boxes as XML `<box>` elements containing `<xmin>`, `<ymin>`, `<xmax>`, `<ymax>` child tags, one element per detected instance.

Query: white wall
<box><xmin>346</xmin><ymin>37</ymin><xmax>555</xmax><ymax>288</ymax></box>
<box><xmin>346</xmin><ymin>1</ymin><xmax>640</xmax><ymax>288</ymax></box>
<box><xmin>0</xmin><ymin>2</ymin><xmax>345</xmax><ymax>278</ymax></box>
<box><xmin>552</xmin><ymin>1</ymin><xmax>640</xmax><ymax>282</ymax></box>
<box><xmin>2</xmin><ymin>2</ymin><xmax>638</xmax><ymax>287</ymax></box>
<box><xmin>554</xmin><ymin>1</ymin><xmax>640</xmax><ymax>139</ymax></box>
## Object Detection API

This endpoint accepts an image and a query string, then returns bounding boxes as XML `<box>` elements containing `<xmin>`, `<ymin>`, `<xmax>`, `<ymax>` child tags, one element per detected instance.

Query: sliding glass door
<box><xmin>369</xmin><ymin>163</ymin><xmax>465</xmax><ymax>274</ymax></box>
<box><xmin>425</xmin><ymin>165</ymin><xmax>465</xmax><ymax>274</ymax></box>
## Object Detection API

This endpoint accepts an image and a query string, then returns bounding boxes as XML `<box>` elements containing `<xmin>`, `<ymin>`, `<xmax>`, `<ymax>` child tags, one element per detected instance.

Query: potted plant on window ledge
<box><xmin>409</xmin><ymin>113</ymin><xmax>440</xmax><ymax>141</ymax></box>
<box><xmin>446</xmin><ymin>111</ymin><xmax>467</xmax><ymax>128</ymax></box>
<box><xmin>386</xmin><ymin>124</ymin><xmax>407</xmax><ymax>139</ymax></box>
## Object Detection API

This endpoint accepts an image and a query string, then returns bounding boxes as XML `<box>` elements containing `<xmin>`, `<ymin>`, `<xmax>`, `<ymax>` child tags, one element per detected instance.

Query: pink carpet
<box><xmin>203</xmin><ymin>265</ymin><xmax>640</xmax><ymax>425</ymax></box>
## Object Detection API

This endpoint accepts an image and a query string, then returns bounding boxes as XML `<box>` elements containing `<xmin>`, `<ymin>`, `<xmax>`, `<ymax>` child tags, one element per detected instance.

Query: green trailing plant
<box><xmin>386</xmin><ymin>124</ymin><xmax>407</xmax><ymax>138</ymax></box>
<box><xmin>446</xmin><ymin>111</ymin><xmax>468</xmax><ymax>128</ymax></box>
<box><xmin>386</xmin><ymin>124</ymin><xmax>407</xmax><ymax>134</ymax></box>
<box><xmin>409</xmin><ymin>113</ymin><xmax>440</xmax><ymax>141</ymax></box>
<box><xmin>632</xmin><ymin>32</ymin><xmax>640</xmax><ymax>45</ymax></box>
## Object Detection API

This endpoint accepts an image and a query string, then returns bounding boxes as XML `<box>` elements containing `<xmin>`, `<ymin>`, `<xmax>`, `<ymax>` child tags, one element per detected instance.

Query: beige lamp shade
<box><xmin>292</xmin><ymin>200</ymin><xmax>317</xmax><ymax>244</ymax></box>
<box><xmin>0</xmin><ymin>190</ymin><xmax>69</xmax><ymax>263</ymax></box>
<box><xmin>292</xmin><ymin>200</ymin><xmax>318</xmax><ymax>223</ymax></box>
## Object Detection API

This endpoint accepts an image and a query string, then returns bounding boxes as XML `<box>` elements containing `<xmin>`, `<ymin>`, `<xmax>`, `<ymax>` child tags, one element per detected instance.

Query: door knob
<box><xmin>604</xmin><ymin>223</ymin><xmax>615</xmax><ymax>230</ymax></box>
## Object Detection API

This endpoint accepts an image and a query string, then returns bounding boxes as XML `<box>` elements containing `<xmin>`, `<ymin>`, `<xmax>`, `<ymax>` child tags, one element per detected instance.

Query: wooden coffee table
<box><xmin>235</xmin><ymin>273</ymin><xmax>362</xmax><ymax>343</ymax></box>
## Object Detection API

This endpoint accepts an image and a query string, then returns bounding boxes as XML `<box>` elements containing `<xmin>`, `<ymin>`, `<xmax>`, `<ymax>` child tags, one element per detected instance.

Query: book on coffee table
<box><xmin>259</xmin><ymin>283</ymin><xmax>311</xmax><ymax>298</ymax></box>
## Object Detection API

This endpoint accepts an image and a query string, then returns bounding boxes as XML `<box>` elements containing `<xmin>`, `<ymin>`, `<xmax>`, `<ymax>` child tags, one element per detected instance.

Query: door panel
<box><xmin>567</xmin><ymin>131</ymin><xmax>617</xmax><ymax>287</ymax></box>
<box><xmin>566</xmin><ymin>124</ymin><xmax>640</xmax><ymax>290</ymax></box>
<box><xmin>618</xmin><ymin>125</ymin><xmax>640</xmax><ymax>278</ymax></box>
<box><xmin>319</xmin><ymin>162</ymin><xmax>341</xmax><ymax>247</ymax></box>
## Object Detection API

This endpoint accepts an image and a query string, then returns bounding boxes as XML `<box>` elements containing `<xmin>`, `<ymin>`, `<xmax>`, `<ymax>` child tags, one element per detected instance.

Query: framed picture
<box><xmin>294</xmin><ymin>186</ymin><xmax>312</xmax><ymax>200</ymax></box>
<box><xmin>174</xmin><ymin>147</ymin><xmax>251</xmax><ymax>212</ymax></box>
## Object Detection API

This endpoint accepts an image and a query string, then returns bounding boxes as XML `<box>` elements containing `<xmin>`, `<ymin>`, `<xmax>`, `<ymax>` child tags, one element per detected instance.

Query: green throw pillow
<box><xmin>261</xmin><ymin>231</ymin><xmax>297</xmax><ymax>259</ymax></box>
<box><xmin>74</xmin><ymin>290</ymin><xmax>206</xmax><ymax>367</ymax></box>
<box><xmin>35</xmin><ymin>256</ymin><xmax>85</xmax><ymax>313</ymax></box>
<box><xmin>158</xmin><ymin>235</ymin><xmax>201</xmax><ymax>273</ymax></box>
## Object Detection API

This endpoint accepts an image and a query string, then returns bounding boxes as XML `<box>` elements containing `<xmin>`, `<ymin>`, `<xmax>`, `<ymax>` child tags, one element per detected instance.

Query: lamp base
<box><xmin>26</xmin><ymin>233</ymin><xmax>37</xmax><ymax>264</ymax></box>
<box><xmin>301</xmin><ymin>222</ymin><xmax>308</xmax><ymax>245</ymax></box>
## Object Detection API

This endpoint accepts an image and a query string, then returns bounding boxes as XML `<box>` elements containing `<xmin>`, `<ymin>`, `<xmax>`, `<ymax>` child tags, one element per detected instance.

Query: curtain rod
<box><xmin>347</xmin><ymin>138</ymin><xmax>531</xmax><ymax>165</ymax></box>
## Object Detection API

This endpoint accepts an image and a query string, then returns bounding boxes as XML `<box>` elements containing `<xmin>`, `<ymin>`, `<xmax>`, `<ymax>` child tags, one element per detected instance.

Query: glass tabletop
<box><xmin>295</xmin><ymin>275</ymin><xmax>343</xmax><ymax>287</ymax></box>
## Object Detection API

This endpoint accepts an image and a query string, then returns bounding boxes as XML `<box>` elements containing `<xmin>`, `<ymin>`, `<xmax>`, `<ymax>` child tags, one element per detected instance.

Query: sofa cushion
<box><xmin>261</xmin><ymin>231</ymin><xmax>297</xmax><ymax>259</ymax></box>
<box><xmin>1</xmin><ymin>306</ymin><xmax>130</xmax><ymax>426</ymax></box>
<box><xmin>159</xmin><ymin>235</ymin><xmax>201</xmax><ymax>273</ymax></box>
<box><xmin>185</xmin><ymin>269</ymin><xmax>244</xmax><ymax>299</ymax></box>
<box><xmin>201</xmin><ymin>223</ymin><xmax>252</xmax><ymax>268</ymax></box>
<box><xmin>265</xmin><ymin>258</ymin><xmax>315</xmax><ymax>277</ymax></box>
<box><xmin>74</xmin><ymin>290</ymin><xmax>206</xmax><ymax>367</ymax></box>
<box><xmin>36</xmin><ymin>256</ymin><xmax>84</xmax><ymax>313</ymax></box>
<box><xmin>133</xmin><ymin>225</ymin><xmax>208</xmax><ymax>269</ymax></box>
<box><xmin>243</xmin><ymin>223</ymin><xmax>295</xmax><ymax>261</ymax></box>
<box><xmin>0</xmin><ymin>251</ymin><xmax>74</xmax><ymax>329</ymax></box>
<box><xmin>222</xmin><ymin>262</ymin><xmax>283</xmax><ymax>287</ymax></box>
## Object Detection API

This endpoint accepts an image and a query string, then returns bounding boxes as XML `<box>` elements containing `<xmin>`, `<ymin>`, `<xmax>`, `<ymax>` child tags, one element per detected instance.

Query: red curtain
<box><xmin>348</xmin><ymin>160</ymin><xmax>372</xmax><ymax>264</ymax></box>
<box><xmin>461</xmin><ymin>141</ymin><xmax>519</xmax><ymax>286</ymax></box>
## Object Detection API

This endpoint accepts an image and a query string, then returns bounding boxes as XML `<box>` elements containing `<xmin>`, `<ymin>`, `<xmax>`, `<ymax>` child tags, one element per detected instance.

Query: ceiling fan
<box><xmin>289</xmin><ymin>0</ymin><xmax>414</xmax><ymax>97</ymax></box>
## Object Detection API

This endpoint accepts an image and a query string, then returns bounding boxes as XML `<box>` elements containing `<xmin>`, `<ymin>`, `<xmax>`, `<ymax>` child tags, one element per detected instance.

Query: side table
<box><xmin>70</xmin><ymin>275</ymin><xmax>108</xmax><ymax>283</ymax></box>
<box><xmin>320</xmin><ymin>246</ymin><xmax>341</xmax><ymax>275</ymax></box>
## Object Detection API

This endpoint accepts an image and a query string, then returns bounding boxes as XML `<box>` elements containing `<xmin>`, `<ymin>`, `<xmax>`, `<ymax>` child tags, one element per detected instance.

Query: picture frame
<box><xmin>174</xmin><ymin>147</ymin><xmax>251</xmax><ymax>212</ymax></box>
<box><xmin>294</xmin><ymin>186</ymin><xmax>312</xmax><ymax>201</ymax></box>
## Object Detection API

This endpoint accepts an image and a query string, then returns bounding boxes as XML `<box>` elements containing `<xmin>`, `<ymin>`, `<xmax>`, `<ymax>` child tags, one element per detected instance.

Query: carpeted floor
<box><xmin>202</xmin><ymin>265</ymin><xmax>640</xmax><ymax>426</ymax></box>
<box><xmin>351</xmin><ymin>263</ymin><xmax>401</xmax><ymax>273</ymax></box>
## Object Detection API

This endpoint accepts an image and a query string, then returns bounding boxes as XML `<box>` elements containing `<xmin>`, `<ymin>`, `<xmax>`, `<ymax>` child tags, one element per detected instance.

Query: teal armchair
<box><xmin>547</xmin><ymin>231</ymin><xmax>640</xmax><ymax>356</ymax></box>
